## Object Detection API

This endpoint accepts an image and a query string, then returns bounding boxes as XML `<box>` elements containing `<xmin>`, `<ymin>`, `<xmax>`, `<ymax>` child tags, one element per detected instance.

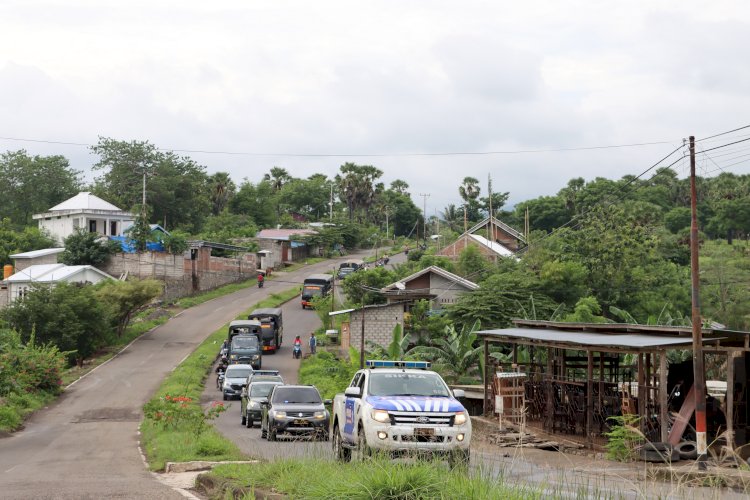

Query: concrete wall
<box><xmin>101</xmin><ymin>249</ymin><xmax>257</xmax><ymax>302</ymax></box>
<box><xmin>349</xmin><ymin>303</ymin><xmax>405</xmax><ymax>351</ymax></box>
<box><xmin>38</xmin><ymin>214</ymin><xmax>133</xmax><ymax>245</ymax></box>
<box><xmin>431</xmin><ymin>273</ymin><xmax>469</xmax><ymax>308</ymax></box>
<box><xmin>14</xmin><ymin>253</ymin><xmax>60</xmax><ymax>273</ymax></box>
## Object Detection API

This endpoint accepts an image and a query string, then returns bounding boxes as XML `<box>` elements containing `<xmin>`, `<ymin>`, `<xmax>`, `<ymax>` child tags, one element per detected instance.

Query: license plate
<box><xmin>414</xmin><ymin>428</ymin><xmax>435</xmax><ymax>437</ymax></box>
<box><xmin>294</xmin><ymin>419</ymin><xmax>308</xmax><ymax>425</ymax></box>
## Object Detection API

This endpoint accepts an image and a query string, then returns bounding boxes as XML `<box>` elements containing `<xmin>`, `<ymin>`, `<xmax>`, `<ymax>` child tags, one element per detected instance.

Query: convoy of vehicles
<box><xmin>331</xmin><ymin>360</ymin><xmax>471</xmax><ymax>466</ymax></box>
<box><xmin>222</xmin><ymin>364</ymin><xmax>255</xmax><ymax>401</ymax></box>
<box><xmin>260</xmin><ymin>385</ymin><xmax>331</xmax><ymax>441</ymax></box>
<box><xmin>301</xmin><ymin>274</ymin><xmax>333</xmax><ymax>309</ymax></box>
<box><xmin>248</xmin><ymin>308</ymin><xmax>283</xmax><ymax>353</ymax></box>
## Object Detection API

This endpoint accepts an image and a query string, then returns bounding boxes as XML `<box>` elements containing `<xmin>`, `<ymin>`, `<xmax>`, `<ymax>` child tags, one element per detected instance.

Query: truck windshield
<box><xmin>303</xmin><ymin>286</ymin><xmax>322</xmax><ymax>297</ymax></box>
<box><xmin>368</xmin><ymin>372</ymin><xmax>452</xmax><ymax>397</ymax></box>
<box><xmin>232</xmin><ymin>337</ymin><xmax>258</xmax><ymax>349</ymax></box>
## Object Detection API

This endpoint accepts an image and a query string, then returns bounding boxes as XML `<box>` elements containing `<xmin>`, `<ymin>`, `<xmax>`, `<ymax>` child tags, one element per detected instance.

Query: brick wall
<box><xmin>101</xmin><ymin>250</ymin><xmax>258</xmax><ymax>301</ymax></box>
<box><xmin>349</xmin><ymin>303</ymin><xmax>405</xmax><ymax>351</ymax></box>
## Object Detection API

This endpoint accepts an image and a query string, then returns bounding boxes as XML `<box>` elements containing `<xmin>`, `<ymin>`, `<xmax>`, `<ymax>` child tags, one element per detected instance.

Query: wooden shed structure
<box><xmin>478</xmin><ymin>320</ymin><xmax>750</xmax><ymax>453</ymax></box>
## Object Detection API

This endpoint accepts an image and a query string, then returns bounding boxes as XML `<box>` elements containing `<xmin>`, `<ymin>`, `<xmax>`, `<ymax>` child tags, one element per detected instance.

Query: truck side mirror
<box><xmin>452</xmin><ymin>389</ymin><xmax>465</xmax><ymax>399</ymax></box>
<box><xmin>344</xmin><ymin>387</ymin><xmax>361</xmax><ymax>398</ymax></box>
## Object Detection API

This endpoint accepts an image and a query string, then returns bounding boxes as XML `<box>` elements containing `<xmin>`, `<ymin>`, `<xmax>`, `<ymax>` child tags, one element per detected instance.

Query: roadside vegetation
<box><xmin>203</xmin><ymin>458</ymin><xmax>540</xmax><ymax>499</ymax></box>
<box><xmin>139</xmin><ymin>287</ymin><xmax>300</xmax><ymax>471</ymax></box>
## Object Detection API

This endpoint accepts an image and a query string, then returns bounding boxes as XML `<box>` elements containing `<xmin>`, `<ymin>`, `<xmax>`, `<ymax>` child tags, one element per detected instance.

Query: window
<box><xmin>89</xmin><ymin>220</ymin><xmax>97</xmax><ymax>232</ymax></box>
<box><xmin>350</xmin><ymin>373</ymin><xmax>361</xmax><ymax>388</ymax></box>
<box><xmin>110</xmin><ymin>221</ymin><xmax>117</xmax><ymax>235</ymax></box>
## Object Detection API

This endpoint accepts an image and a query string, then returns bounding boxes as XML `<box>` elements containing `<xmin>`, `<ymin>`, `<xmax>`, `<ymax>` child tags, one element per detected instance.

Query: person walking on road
<box><xmin>309</xmin><ymin>332</ymin><xmax>317</xmax><ymax>355</ymax></box>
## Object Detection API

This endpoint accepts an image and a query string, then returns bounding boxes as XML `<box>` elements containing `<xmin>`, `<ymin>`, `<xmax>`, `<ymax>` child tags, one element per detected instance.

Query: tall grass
<box><xmin>209</xmin><ymin>458</ymin><xmax>540</xmax><ymax>499</ymax></box>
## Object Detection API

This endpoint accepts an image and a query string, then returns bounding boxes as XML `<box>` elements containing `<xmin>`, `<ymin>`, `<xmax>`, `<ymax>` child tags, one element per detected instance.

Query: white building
<box><xmin>3</xmin><ymin>263</ymin><xmax>113</xmax><ymax>304</ymax></box>
<box><xmin>33</xmin><ymin>192</ymin><xmax>135</xmax><ymax>245</ymax></box>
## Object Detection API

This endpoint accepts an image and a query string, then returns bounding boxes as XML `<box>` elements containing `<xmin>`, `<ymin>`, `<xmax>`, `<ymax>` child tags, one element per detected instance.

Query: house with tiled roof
<box><xmin>32</xmin><ymin>192</ymin><xmax>135</xmax><ymax>245</ymax></box>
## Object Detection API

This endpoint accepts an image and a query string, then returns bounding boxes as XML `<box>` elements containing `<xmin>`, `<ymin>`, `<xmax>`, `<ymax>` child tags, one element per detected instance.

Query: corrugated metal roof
<box><xmin>468</xmin><ymin>234</ymin><xmax>514</xmax><ymax>257</ymax></box>
<box><xmin>10</xmin><ymin>248</ymin><xmax>65</xmax><ymax>259</ymax></box>
<box><xmin>478</xmin><ymin>327</ymin><xmax>719</xmax><ymax>349</ymax></box>
<box><xmin>6</xmin><ymin>264</ymin><xmax>113</xmax><ymax>283</ymax></box>
<box><xmin>256</xmin><ymin>229</ymin><xmax>316</xmax><ymax>241</ymax></box>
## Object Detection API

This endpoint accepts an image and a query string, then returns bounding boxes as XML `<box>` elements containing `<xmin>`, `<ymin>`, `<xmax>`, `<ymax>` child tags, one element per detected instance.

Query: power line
<box><xmin>0</xmin><ymin>135</ymin><xmax>674</xmax><ymax>158</ymax></box>
<box><xmin>695</xmin><ymin>124</ymin><xmax>750</xmax><ymax>143</ymax></box>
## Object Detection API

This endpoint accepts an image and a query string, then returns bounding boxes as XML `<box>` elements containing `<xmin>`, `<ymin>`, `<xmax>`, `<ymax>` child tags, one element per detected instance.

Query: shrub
<box><xmin>604</xmin><ymin>414</ymin><xmax>644</xmax><ymax>461</ymax></box>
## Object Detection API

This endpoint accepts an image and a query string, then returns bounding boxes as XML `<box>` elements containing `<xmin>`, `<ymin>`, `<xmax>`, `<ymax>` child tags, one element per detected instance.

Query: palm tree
<box><xmin>263</xmin><ymin>167</ymin><xmax>292</xmax><ymax>192</ymax></box>
<box><xmin>408</xmin><ymin>320</ymin><xmax>483</xmax><ymax>382</ymax></box>
<box><xmin>207</xmin><ymin>172</ymin><xmax>236</xmax><ymax>215</ymax></box>
<box><xmin>441</xmin><ymin>204</ymin><xmax>462</xmax><ymax>232</ymax></box>
<box><xmin>458</xmin><ymin>177</ymin><xmax>481</xmax><ymax>226</ymax></box>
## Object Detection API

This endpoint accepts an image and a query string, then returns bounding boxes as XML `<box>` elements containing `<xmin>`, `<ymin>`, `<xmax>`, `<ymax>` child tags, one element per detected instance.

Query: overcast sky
<box><xmin>2</xmin><ymin>1</ymin><xmax>749</xmax><ymax>214</ymax></box>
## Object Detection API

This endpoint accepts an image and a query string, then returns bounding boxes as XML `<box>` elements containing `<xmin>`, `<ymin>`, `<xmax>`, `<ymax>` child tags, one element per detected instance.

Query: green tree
<box><xmin>96</xmin><ymin>279</ymin><xmax>163</xmax><ymax>338</ymax></box>
<box><xmin>0</xmin><ymin>150</ymin><xmax>82</xmax><ymax>227</ymax></box>
<box><xmin>335</xmin><ymin>163</ymin><xmax>384</xmax><ymax>222</ymax></box>
<box><xmin>1</xmin><ymin>282</ymin><xmax>111</xmax><ymax>366</ymax></box>
<box><xmin>456</xmin><ymin>245</ymin><xmax>490</xmax><ymax>279</ymax></box>
<box><xmin>0</xmin><ymin>218</ymin><xmax>56</xmax><ymax>266</ymax></box>
<box><xmin>561</xmin><ymin>296</ymin><xmax>609</xmax><ymax>323</ymax></box>
<box><xmin>341</xmin><ymin>267</ymin><xmax>396</xmax><ymax>305</ymax></box>
<box><xmin>162</xmin><ymin>230</ymin><xmax>189</xmax><ymax>255</ymax></box>
<box><xmin>458</xmin><ymin>176</ymin><xmax>481</xmax><ymax>222</ymax></box>
<box><xmin>408</xmin><ymin>321</ymin><xmax>484</xmax><ymax>383</ymax></box>
<box><xmin>61</xmin><ymin>228</ymin><xmax>121</xmax><ymax>266</ymax></box>
<box><xmin>207</xmin><ymin>172</ymin><xmax>236</xmax><ymax>216</ymax></box>
<box><xmin>663</xmin><ymin>207</ymin><xmax>691</xmax><ymax>233</ymax></box>
<box><xmin>230</xmin><ymin>179</ymin><xmax>277</xmax><ymax>228</ymax></box>
<box><xmin>90</xmin><ymin>138</ymin><xmax>210</xmax><ymax>232</ymax></box>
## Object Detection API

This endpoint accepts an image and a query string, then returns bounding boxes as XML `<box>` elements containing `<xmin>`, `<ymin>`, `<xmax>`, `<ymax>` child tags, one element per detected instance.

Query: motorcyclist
<box><xmin>257</xmin><ymin>273</ymin><xmax>264</xmax><ymax>287</ymax></box>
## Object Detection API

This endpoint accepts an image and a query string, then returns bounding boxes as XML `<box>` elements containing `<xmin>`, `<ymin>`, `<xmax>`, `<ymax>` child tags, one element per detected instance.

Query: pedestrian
<box><xmin>309</xmin><ymin>332</ymin><xmax>317</xmax><ymax>355</ymax></box>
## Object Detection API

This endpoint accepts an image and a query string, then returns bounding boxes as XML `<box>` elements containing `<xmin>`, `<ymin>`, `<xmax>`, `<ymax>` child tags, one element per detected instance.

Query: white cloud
<box><xmin>0</xmin><ymin>0</ymin><xmax>748</xmax><ymax>216</ymax></box>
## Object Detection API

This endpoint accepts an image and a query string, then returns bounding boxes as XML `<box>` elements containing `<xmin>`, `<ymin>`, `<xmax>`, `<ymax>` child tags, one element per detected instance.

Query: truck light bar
<box><xmin>365</xmin><ymin>360</ymin><xmax>431</xmax><ymax>369</ymax></box>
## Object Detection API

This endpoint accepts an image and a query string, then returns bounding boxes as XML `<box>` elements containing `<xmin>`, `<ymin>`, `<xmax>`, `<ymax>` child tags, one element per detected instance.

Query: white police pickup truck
<box><xmin>331</xmin><ymin>360</ymin><xmax>471</xmax><ymax>466</ymax></box>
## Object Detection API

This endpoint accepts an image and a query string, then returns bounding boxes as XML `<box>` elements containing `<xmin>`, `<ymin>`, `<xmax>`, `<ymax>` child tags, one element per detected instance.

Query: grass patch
<box><xmin>0</xmin><ymin>390</ymin><xmax>57</xmax><ymax>431</ymax></box>
<box><xmin>174</xmin><ymin>278</ymin><xmax>257</xmax><ymax>309</ymax></box>
<box><xmin>298</xmin><ymin>351</ymin><xmax>358</xmax><ymax>401</ymax></box>
<box><xmin>140</xmin><ymin>287</ymin><xmax>300</xmax><ymax>471</ymax></box>
<box><xmin>281</xmin><ymin>257</ymin><xmax>329</xmax><ymax>273</ymax></box>
<box><xmin>208</xmin><ymin>457</ymin><xmax>540</xmax><ymax>499</ymax></box>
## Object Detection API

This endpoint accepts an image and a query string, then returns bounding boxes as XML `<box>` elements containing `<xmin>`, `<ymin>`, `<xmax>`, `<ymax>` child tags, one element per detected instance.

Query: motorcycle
<box><xmin>292</xmin><ymin>344</ymin><xmax>302</xmax><ymax>359</ymax></box>
<box><xmin>258</xmin><ymin>279</ymin><xmax>264</xmax><ymax>288</ymax></box>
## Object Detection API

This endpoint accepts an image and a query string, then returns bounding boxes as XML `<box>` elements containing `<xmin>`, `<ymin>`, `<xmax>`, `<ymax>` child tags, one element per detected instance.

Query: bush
<box><xmin>298</xmin><ymin>351</ymin><xmax>358</xmax><ymax>400</ymax></box>
<box><xmin>604</xmin><ymin>415</ymin><xmax>644</xmax><ymax>461</ymax></box>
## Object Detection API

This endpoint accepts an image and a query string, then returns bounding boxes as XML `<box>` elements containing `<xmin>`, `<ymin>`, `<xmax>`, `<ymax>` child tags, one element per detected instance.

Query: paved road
<box><xmin>0</xmin><ymin>254</ymin><xmax>366</xmax><ymax>499</ymax></box>
<box><xmin>203</xmin><ymin>297</ymin><xmax>334</xmax><ymax>461</ymax></box>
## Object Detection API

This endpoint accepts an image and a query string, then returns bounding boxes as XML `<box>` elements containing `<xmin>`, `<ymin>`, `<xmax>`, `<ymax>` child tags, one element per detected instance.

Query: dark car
<box><xmin>229</xmin><ymin>334</ymin><xmax>262</xmax><ymax>369</ymax></box>
<box><xmin>260</xmin><ymin>385</ymin><xmax>331</xmax><ymax>441</ymax></box>
<box><xmin>337</xmin><ymin>267</ymin><xmax>356</xmax><ymax>280</ymax></box>
<box><xmin>241</xmin><ymin>380</ymin><xmax>283</xmax><ymax>428</ymax></box>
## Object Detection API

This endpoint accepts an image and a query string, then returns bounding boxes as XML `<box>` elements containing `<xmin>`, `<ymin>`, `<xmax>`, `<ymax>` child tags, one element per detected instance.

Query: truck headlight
<box><xmin>252</xmin><ymin>355</ymin><xmax>260</xmax><ymax>360</ymax></box>
<box><xmin>371</xmin><ymin>409</ymin><xmax>390</xmax><ymax>423</ymax></box>
<box><xmin>314</xmin><ymin>411</ymin><xmax>326</xmax><ymax>420</ymax></box>
<box><xmin>273</xmin><ymin>411</ymin><xmax>286</xmax><ymax>419</ymax></box>
<box><xmin>230</xmin><ymin>354</ymin><xmax>237</xmax><ymax>359</ymax></box>
<box><xmin>249</xmin><ymin>401</ymin><xmax>259</xmax><ymax>408</ymax></box>
<box><xmin>454</xmin><ymin>412</ymin><xmax>467</xmax><ymax>425</ymax></box>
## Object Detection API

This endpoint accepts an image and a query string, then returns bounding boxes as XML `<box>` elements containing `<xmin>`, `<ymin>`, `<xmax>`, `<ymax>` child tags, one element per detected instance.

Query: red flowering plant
<box><xmin>144</xmin><ymin>394</ymin><xmax>226</xmax><ymax>433</ymax></box>
<box><xmin>0</xmin><ymin>330</ymin><xmax>65</xmax><ymax>397</ymax></box>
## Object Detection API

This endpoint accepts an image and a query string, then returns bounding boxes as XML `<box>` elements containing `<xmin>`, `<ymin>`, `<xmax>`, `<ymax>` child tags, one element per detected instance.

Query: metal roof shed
<box><xmin>477</xmin><ymin>322</ymin><xmax>737</xmax><ymax>450</ymax></box>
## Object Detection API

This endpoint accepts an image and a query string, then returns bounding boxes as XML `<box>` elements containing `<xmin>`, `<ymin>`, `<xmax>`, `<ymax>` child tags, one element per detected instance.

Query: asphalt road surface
<box><xmin>0</xmin><ymin>253</ymin><xmax>367</xmax><ymax>499</ymax></box>
<box><xmin>203</xmin><ymin>296</ymin><xmax>334</xmax><ymax>461</ymax></box>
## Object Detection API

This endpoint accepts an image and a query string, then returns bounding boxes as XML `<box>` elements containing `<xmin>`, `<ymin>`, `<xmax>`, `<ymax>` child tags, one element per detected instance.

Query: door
<box><xmin>89</xmin><ymin>220</ymin><xmax>97</xmax><ymax>233</ymax></box>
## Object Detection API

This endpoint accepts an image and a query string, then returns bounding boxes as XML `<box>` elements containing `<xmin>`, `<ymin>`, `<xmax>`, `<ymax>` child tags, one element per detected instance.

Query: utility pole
<box><xmin>419</xmin><ymin>193</ymin><xmax>430</xmax><ymax>249</ymax></box>
<box><xmin>329</xmin><ymin>184</ymin><xmax>334</xmax><ymax>221</ymax></box>
<box><xmin>487</xmin><ymin>174</ymin><xmax>493</xmax><ymax>242</ymax></box>
<box><xmin>385</xmin><ymin>207</ymin><xmax>389</xmax><ymax>241</ymax></box>
<box><xmin>330</xmin><ymin>266</ymin><xmax>336</xmax><ymax>325</ymax></box>
<box><xmin>689</xmin><ymin>135</ymin><xmax>708</xmax><ymax>469</ymax></box>
<box><xmin>359</xmin><ymin>300</ymin><xmax>366</xmax><ymax>369</ymax></box>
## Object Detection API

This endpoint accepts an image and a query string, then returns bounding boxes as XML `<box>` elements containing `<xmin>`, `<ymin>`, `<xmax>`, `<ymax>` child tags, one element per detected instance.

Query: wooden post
<box><xmin>638</xmin><ymin>353</ymin><xmax>646</xmax><ymax>433</ymax></box>
<box><xmin>587</xmin><ymin>350</ymin><xmax>594</xmax><ymax>448</ymax></box>
<box><xmin>646</xmin><ymin>353</ymin><xmax>652</xmax><ymax>425</ymax></box>
<box><xmin>659</xmin><ymin>351</ymin><xmax>669</xmax><ymax>443</ymax></box>
<box><xmin>483</xmin><ymin>339</ymin><xmax>489</xmax><ymax>416</ymax></box>
<box><xmin>726</xmin><ymin>351</ymin><xmax>734</xmax><ymax>451</ymax></box>
<box><xmin>546</xmin><ymin>347</ymin><xmax>554</xmax><ymax>432</ymax></box>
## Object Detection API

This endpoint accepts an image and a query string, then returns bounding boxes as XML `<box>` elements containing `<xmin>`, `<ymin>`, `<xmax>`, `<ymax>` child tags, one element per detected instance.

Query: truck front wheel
<box><xmin>333</xmin><ymin>423</ymin><xmax>351</xmax><ymax>462</ymax></box>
